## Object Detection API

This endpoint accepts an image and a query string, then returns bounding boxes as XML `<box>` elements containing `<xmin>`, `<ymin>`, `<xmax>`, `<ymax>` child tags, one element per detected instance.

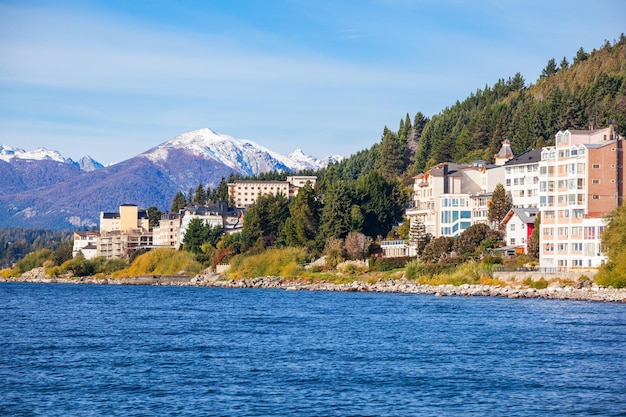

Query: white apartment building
<box><xmin>539</xmin><ymin>127</ymin><xmax>624</xmax><ymax>270</ymax></box>
<box><xmin>504</xmin><ymin>149</ymin><xmax>541</xmax><ymax>208</ymax></box>
<box><xmin>228</xmin><ymin>176</ymin><xmax>317</xmax><ymax>208</ymax></box>
<box><xmin>406</xmin><ymin>161</ymin><xmax>505</xmax><ymax>238</ymax></box>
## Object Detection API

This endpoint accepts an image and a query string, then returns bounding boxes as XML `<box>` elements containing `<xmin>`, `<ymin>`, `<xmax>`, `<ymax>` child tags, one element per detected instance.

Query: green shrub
<box><xmin>595</xmin><ymin>262</ymin><xmax>626</xmax><ymax>288</ymax></box>
<box><xmin>14</xmin><ymin>249</ymin><xmax>52</xmax><ymax>274</ymax></box>
<box><xmin>524</xmin><ymin>277</ymin><xmax>549</xmax><ymax>289</ymax></box>
<box><xmin>405</xmin><ymin>259</ymin><xmax>427</xmax><ymax>280</ymax></box>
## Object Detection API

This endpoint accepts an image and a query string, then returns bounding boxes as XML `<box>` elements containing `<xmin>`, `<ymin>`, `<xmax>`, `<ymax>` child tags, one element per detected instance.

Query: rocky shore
<box><xmin>3</xmin><ymin>267</ymin><xmax>626</xmax><ymax>303</ymax></box>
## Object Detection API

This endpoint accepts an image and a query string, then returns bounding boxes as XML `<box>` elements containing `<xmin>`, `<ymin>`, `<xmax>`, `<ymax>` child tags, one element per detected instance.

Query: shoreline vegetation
<box><xmin>4</xmin><ymin>267</ymin><xmax>626</xmax><ymax>303</ymax></box>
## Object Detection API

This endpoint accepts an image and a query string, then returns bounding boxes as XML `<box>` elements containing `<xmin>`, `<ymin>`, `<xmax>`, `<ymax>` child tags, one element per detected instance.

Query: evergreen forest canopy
<box><xmin>323</xmin><ymin>35</ymin><xmax>626</xmax><ymax>186</ymax></box>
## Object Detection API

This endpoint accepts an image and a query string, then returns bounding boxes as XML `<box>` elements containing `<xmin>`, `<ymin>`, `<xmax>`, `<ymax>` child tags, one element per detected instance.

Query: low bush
<box><xmin>594</xmin><ymin>262</ymin><xmax>626</xmax><ymax>288</ymax></box>
<box><xmin>228</xmin><ymin>247</ymin><xmax>309</xmax><ymax>279</ymax></box>
<box><xmin>523</xmin><ymin>277</ymin><xmax>549</xmax><ymax>289</ymax></box>
<box><xmin>116</xmin><ymin>249</ymin><xmax>202</xmax><ymax>277</ymax></box>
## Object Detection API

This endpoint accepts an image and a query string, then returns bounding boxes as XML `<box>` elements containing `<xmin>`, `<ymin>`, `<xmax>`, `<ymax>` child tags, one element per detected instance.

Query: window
<box><xmin>543</xmin><ymin>227</ymin><xmax>554</xmax><ymax>236</ymax></box>
<box><xmin>592</xmin><ymin>164</ymin><xmax>600</xmax><ymax>169</ymax></box>
<box><xmin>510</xmin><ymin>238</ymin><xmax>516</xmax><ymax>245</ymax></box>
<box><xmin>510</xmin><ymin>224</ymin><xmax>516</xmax><ymax>231</ymax></box>
<box><xmin>557</xmin><ymin>227</ymin><xmax>568</xmax><ymax>236</ymax></box>
<box><xmin>544</xmin><ymin>210</ymin><xmax>555</xmax><ymax>219</ymax></box>
<box><xmin>572</xmin><ymin>209</ymin><xmax>584</xmax><ymax>218</ymax></box>
<box><xmin>506</xmin><ymin>178</ymin><xmax>511</xmax><ymax>186</ymax></box>
<box><xmin>592</xmin><ymin>195</ymin><xmax>600</xmax><ymax>200</ymax></box>
<box><xmin>558</xmin><ymin>243</ymin><xmax>568</xmax><ymax>251</ymax></box>
<box><xmin>592</xmin><ymin>179</ymin><xmax>600</xmax><ymax>184</ymax></box>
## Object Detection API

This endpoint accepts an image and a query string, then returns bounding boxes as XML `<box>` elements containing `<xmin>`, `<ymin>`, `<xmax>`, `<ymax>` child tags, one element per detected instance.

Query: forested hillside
<box><xmin>328</xmin><ymin>35</ymin><xmax>626</xmax><ymax>184</ymax></box>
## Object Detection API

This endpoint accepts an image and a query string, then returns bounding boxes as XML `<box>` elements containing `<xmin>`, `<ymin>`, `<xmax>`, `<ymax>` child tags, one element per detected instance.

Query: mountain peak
<box><xmin>142</xmin><ymin>128</ymin><xmax>342</xmax><ymax>175</ymax></box>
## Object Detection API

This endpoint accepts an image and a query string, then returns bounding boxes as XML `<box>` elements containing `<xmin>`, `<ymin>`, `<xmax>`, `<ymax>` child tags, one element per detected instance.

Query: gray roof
<box><xmin>511</xmin><ymin>207</ymin><xmax>539</xmax><ymax>224</ymax></box>
<box><xmin>504</xmin><ymin>149</ymin><xmax>541</xmax><ymax>166</ymax></box>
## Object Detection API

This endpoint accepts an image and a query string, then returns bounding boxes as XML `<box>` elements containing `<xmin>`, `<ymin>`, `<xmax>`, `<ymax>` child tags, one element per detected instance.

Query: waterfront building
<box><xmin>228</xmin><ymin>176</ymin><xmax>317</xmax><ymax>208</ymax></box>
<box><xmin>501</xmin><ymin>207</ymin><xmax>539</xmax><ymax>254</ymax></box>
<box><xmin>406</xmin><ymin>161</ymin><xmax>505</xmax><ymax>238</ymax></box>
<box><xmin>152</xmin><ymin>212</ymin><xmax>182</xmax><ymax>249</ymax></box>
<box><xmin>539</xmin><ymin>126</ymin><xmax>624</xmax><ymax>270</ymax></box>
<box><xmin>504</xmin><ymin>149</ymin><xmax>542</xmax><ymax>208</ymax></box>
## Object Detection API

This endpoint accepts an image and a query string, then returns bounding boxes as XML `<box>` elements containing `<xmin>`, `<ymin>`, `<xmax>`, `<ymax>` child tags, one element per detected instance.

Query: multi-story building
<box><xmin>178</xmin><ymin>201</ymin><xmax>245</xmax><ymax>246</ymax></box>
<box><xmin>72</xmin><ymin>231</ymin><xmax>99</xmax><ymax>259</ymax></box>
<box><xmin>100</xmin><ymin>204</ymin><xmax>149</xmax><ymax>233</ymax></box>
<box><xmin>504</xmin><ymin>149</ymin><xmax>541</xmax><ymax>208</ymax></box>
<box><xmin>228</xmin><ymin>175</ymin><xmax>317</xmax><ymax>208</ymax></box>
<box><xmin>406</xmin><ymin>161</ymin><xmax>505</xmax><ymax>238</ymax></box>
<box><xmin>152</xmin><ymin>213</ymin><xmax>182</xmax><ymax>249</ymax></box>
<box><xmin>72</xmin><ymin>204</ymin><xmax>154</xmax><ymax>260</ymax></box>
<box><xmin>539</xmin><ymin>126</ymin><xmax>624</xmax><ymax>270</ymax></box>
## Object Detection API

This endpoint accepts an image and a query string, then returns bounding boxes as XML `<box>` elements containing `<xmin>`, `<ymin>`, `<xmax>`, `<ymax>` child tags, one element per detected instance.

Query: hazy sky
<box><xmin>1</xmin><ymin>1</ymin><xmax>625</xmax><ymax>165</ymax></box>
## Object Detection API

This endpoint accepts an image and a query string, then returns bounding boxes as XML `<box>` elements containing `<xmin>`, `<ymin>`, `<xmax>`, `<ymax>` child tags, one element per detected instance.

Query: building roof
<box><xmin>504</xmin><ymin>149</ymin><xmax>542</xmax><ymax>166</ymax></box>
<box><xmin>502</xmin><ymin>207</ymin><xmax>539</xmax><ymax>225</ymax></box>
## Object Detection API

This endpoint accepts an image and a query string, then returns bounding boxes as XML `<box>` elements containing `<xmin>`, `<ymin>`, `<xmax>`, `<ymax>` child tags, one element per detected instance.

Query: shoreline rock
<box><xmin>3</xmin><ymin>269</ymin><xmax>626</xmax><ymax>303</ymax></box>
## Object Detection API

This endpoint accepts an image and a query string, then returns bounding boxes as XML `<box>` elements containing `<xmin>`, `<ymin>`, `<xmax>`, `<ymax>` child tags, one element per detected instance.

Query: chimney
<box><xmin>443</xmin><ymin>163</ymin><xmax>449</xmax><ymax>194</ymax></box>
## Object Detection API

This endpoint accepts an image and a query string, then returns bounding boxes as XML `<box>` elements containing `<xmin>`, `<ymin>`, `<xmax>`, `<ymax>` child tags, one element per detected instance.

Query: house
<box><xmin>406</xmin><ymin>160</ymin><xmax>505</xmax><ymax>238</ymax></box>
<box><xmin>72</xmin><ymin>231</ymin><xmax>99</xmax><ymax>259</ymax></box>
<box><xmin>380</xmin><ymin>240</ymin><xmax>417</xmax><ymax>258</ymax></box>
<box><xmin>228</xmin><ymin>176</ymin><xmax>317</xmax><ymax>208</ymax></box>
<box><xmin>539</xmin><ymin>126</ymin><xmax>624</xmax><ymax>270</ymax></box>
<box><xmin>501</xmin><ymin>207</ymin><xmax>539</xmax><ymax>254</ymax></box>
<box><xmin>178</xmin><ymin>201</ymin><xmax>245</xmax><ymax>245</ymax></box>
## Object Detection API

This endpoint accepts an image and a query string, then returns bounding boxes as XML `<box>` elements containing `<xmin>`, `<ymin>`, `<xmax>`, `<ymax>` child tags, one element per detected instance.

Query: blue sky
<box><xmin>1</xmin><ymin>0</ymin><xmax>625</xmax><ymax>165</ymax></box>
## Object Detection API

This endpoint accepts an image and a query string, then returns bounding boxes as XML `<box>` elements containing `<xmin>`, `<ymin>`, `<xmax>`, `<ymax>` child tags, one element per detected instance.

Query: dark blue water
<box><xmin>1</xmin><ymin>284</ymin><xmax>625</xmax><ymax>416</ymax></box>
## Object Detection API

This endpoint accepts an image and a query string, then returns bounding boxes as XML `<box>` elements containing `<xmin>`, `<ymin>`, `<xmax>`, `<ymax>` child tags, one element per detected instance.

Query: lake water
<box><xmin>1</xmin><ymin>283</ymin><xmax>625</xmax><ymax>416</ymax></box>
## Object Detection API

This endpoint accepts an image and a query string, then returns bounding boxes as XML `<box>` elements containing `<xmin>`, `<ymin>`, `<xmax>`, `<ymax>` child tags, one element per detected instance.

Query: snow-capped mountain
<box><xmin>288</xmin><ymin>149</ymin><xmax>344</xmax><ymax>170</ymax></box>
<box><xmin>0</xmin><ymin>144</ymin><xmax>104</xmax><ymax>172</ymax></box>
<box><xmin>0</xmin><ymin>144</ymin><xmax>69</xmax><ymax>163</ymax></box>
<box><xmin>0</xmin><ymin>128</ymin><xmax>345</xmax><ymax>229</ymax></box>
<box><xmin>142</xmin><ymin>128</ymin><xmax>341</xmax><ymax>175</ymax></box>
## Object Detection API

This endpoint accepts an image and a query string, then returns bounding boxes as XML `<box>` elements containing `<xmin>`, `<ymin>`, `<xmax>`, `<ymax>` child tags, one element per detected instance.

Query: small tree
<box><xmin>488</xmin><ymin>183</ymin><xmax>512</xmax><ymax>230</ymax></box>
<box><xmin>170</xmin><ymin>191</ymin><xmax>186</xmax><ymax>212</ymax></box>
<box><xmin>421</xmin><ymin>236</ymin><xmax>454</xmax><ymax>263</ymax></box>
<box><xmin>527</xmin><ymin>213</ymin><xmax>541</xmax><ymax>258</ymax></box>
<box><xmin>345</xmin><ymin>232</ymin><xmax>372</xmax><ymax>260</ymax></box>
<box><xmin>408</xmin><ymin>218</ymin><xmax>431</xmax><ymax>255</ymax></box>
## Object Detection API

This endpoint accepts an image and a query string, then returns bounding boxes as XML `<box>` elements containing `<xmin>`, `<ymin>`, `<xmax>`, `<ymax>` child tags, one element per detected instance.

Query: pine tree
<box><xmin>376</xmin><ymin>128</ymin><xmax>405</xmax><ymax>179</ymax></box>
<box><xmin>170</xmin><ymin>191</ymin><xmax>186</xmax><ymax>212</ymax></box>
<box><xmin>194</xmin><ymin>183</ymin><xmax>207</xmax><ymax>205</ymax></box>
<box><xmin>409</xmin><ymin>218</ymin><xmax>430</xmax><ymax>255</ymax></box>
<box><xmin>488</xmin><ymin>183</ymin><xmax>512</xmax><ymax>229</ymax></box>
<box><xmin>541</xmin><ymin>58</ymin><xmax>558</xmax><ymax>78</ymax></box>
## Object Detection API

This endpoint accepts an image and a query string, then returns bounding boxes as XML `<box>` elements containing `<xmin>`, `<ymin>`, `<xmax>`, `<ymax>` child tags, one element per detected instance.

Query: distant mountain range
<box><xmin>0</xmin><ymin>128</ymin><xmax>343</xmax><ymax>230</ymax></box>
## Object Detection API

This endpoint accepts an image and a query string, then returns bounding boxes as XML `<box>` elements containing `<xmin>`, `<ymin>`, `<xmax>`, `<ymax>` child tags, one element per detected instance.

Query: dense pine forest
<box><xmin>327</xmin><ymin>35</ymin><xmax>626</xmax><ymax>185</ymax></box>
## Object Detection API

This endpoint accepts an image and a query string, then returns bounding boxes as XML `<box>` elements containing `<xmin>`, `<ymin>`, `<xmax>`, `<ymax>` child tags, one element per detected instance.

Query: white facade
<box><xmin>504</xmin><ymin>149</ymin><xmax>541</xmax><ymax>208</ymax></box>
<box><xmin>179</xmin><ymin>210</ymin><xmax>223</xmax><ymax>246</ymax></box>
<box><xmin>228</xmin><ymin>176</ymin><xmax>317</xmax><ymax>208</ymax></box>
<box><xmin>538</xmin><ymin>127</ymin><xmax>623</xmax><ymax>270</ymax></box>
<box><xmin>72</xmin><ymin>231</ymin><xmax>99</xmax><ymax>259</ymax></box>
<box><xmin>501</xmin><ymin>208</ymin><xmax>538</xmax><ymax>253</ymax></box>
<box><xmin>406</xmin><ymin>162</ymin><xmax>505</xmax><ymax>238</ymax></box>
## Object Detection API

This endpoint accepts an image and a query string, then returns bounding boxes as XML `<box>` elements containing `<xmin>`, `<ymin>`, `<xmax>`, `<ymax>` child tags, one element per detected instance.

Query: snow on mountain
<box><xmin>288</xmin><ymin>149</ymin><xmax>344</xmax><ymax>170</ymax></box>
<box><xmin>0</xmin><ymin>144</ymin><xmax>68</xmax><ymax>163</ymax></box>
<box><xmin>0</xmin><ymin>144</ymin><xmax>105</xmax><ymax>172</ymax></box>
<box><xmin>76</xmin><ymin>155</ymin><xmax>104</xmax><ymax>172</ymax></box>
<box><xmin>142</xmin><ymin>128</ymin><xmax>341</xmax><ymax>175</ymax></box>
